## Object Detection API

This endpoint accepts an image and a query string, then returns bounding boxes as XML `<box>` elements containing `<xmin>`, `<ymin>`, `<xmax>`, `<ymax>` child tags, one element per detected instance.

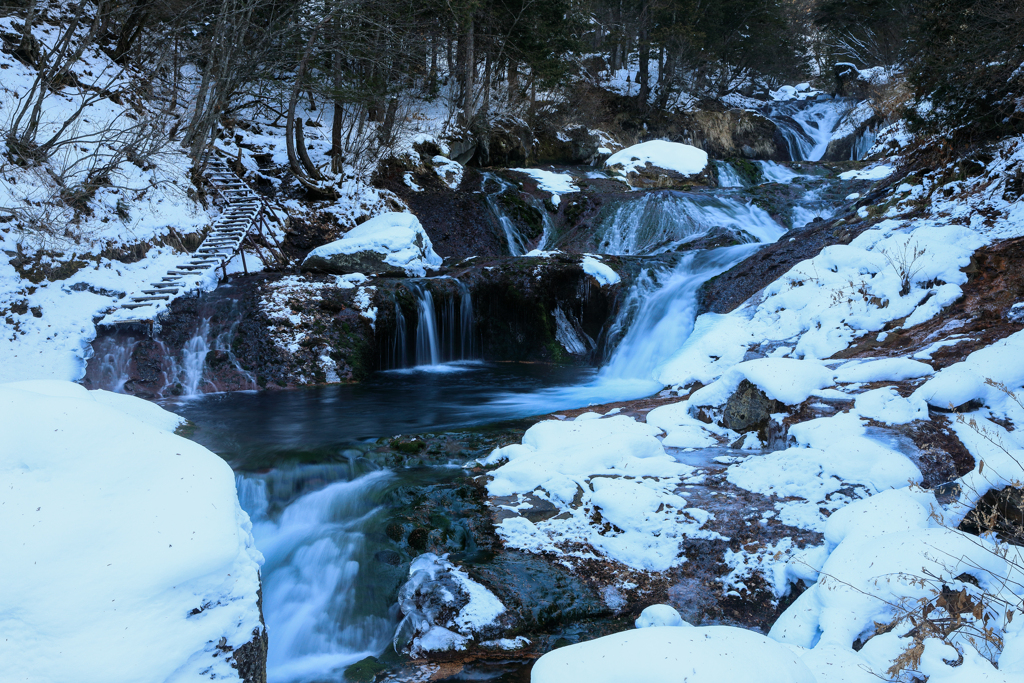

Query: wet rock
<box><xmin>721</xmin><ymin>379</ymin><xmax>785</xmax><ymax>435</ymax></box>
<box><xmin>469</xmin><ymin>551</ymin><xmax>608</xmax><ymax>630</ymax></box>
<box><xmin>1009</xmin><ymin>303</ymin><xmax>1024</xmax><ymax>324</ymax></box>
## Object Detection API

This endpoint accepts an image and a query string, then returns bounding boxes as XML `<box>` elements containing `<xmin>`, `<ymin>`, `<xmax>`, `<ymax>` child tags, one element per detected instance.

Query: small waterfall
<box><xmin>457</xmin><ymin>280</ymin><xmax>476</xmax><ymax>359</ymax></box>
<box><xmin>756</xmin><ymin>161</ymin><xmax>800</xmax><ymax>184</ymax></box>
<box><xmin>481</xmin><ymin>172</ymin><xmax>554</xmax><ymax>255</ymax></box>
<box><xmin>90</xmin><ymin>333</ymin><xmax>142</xmax><ymax>393</ymax></box>
<box><xmin>174</xmin><ymin>318</ymin><xmax>213</xmax><ymax>396</ymax></box>
<box><xmin>715</xmin><ymin>161</ymin><xmax>746</xmax><ymax>188</ymax></box>
<box><xmin>600</xmin><ymin>246</ymin><xmax>759</xmax><ymax>381</ymax></box>
<box><xmin>595</xmin><ymin>192</ymin><xmax>786</xmax><ymax>256</ymax></box>
<box><xmin>389</xmin><ymin>280</ymin><xmax>476</xmax><ymax>369</ymax></box>
<box><xmin>236</xmin><ymin>468</ymin><xmax>397</xmax><ymax>683</ymax></box>
<box><xmin>851</xmin><ymin>126</ymin><xmax>877</xmax><ymax>160</ymax></box>
<box><xmin>411</xmin><ymin>284</ymin><xmax>441</xmax><ymax>366</ymax></box>
<box><xmin>390</xmin><ymin>300</ymin><xmax>409</xmax><ymax>368</ymax></box>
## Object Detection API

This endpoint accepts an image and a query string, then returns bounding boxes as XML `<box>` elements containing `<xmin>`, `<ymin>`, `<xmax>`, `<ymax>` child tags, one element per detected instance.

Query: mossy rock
<box><xmin>344</xmin><ymin>656</ymin><xmax>389</xmax><ymax>683</ymax></box>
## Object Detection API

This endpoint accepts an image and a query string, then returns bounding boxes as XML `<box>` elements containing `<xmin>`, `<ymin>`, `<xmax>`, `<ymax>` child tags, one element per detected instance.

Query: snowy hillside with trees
<box><xmin>2</xmin><ymin>1</ymin><xmax>1023</xmax><ymax>682</ymax></box>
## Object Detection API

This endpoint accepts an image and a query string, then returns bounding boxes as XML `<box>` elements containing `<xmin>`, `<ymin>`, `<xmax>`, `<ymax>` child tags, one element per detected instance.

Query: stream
<box><xmin>145</xmin><ymin>98</ymin><xmax>861</xmax><ymax>683</ymax></box>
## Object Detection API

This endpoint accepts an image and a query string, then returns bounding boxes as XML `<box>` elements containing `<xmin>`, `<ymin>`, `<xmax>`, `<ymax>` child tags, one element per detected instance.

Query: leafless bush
<box><xmin>881</xmin><ymin>240</ymin><xmax>926</xmax><ymax>297</ymax></box>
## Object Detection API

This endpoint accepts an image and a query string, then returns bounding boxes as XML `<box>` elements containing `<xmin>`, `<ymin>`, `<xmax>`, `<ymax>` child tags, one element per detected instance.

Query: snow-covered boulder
<box><xmin>635</xmin><ymin>604</ymin><xmax>691</xmax><ymax>628</ymax></box>
<box><xmin>302</xmin><ymin>212</ymin><xmax>442</xmax><ymax>277</ymax></box>
<box><xmin>532</xmin><ymin>626</ymin><xmax>816</xmax><ymax>683</ymax></box>
<box><xmin>605</xmin><ymin>140</ymin><xmax>711</xmax><ymax>189</ymax></box>
<box><xmin>393</xmin><ymin>553</ymin><xmax>513</xmax><ymax>657</ymax></box>
<box><xmin>0</xmin><ymin>380</ymin><xmax>265</xmax><ymax>683</ymax></box>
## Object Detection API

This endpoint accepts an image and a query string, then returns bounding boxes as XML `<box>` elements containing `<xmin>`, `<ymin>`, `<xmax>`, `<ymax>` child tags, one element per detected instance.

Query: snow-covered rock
<box><xmin>393</xmin><ymin>553</ymin><xmax>510</xmax><ymax>657</ymax></box>
<box><xmin>302</xmin><ymin>212</ymin><xmax>442</xmax><ymax>277</ymax></box>
<box><xmin>0</xmin><ymin>380</ymin><xmax>265</xmax><ymax>683</ymax></box>
<box><xmin>532</xmin><ymin>626</ymin><xmax>817</xmax><ymax>683</ymax></box>
<box><xmin>635</xmin><ymin>604</ymin><xmax>691</xmax><ymax>628</ymax></box>
<box><xmin>605</xmin><ymin>140</ymin><xmax>709</xmax><ymax>187</ymax></box>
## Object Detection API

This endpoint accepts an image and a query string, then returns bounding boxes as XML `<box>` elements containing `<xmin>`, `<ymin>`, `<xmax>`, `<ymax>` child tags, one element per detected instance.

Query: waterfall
<box><xmin>595</xmin><ymin>191</ymin><xmax>786</xmax><ymax>256</ymax></box>
<box><xmin>600</xmin><ymin>246</ymin><xmax>759</xmax><ymax>382</ymax></box>
<box><xmin>390</xmin><ymin>280</ymin><xmax>476</xmax><ymax>369</ymax></box>
<box><xmin>236</xmin><ymin>468</ymin><xmax>397</xmax><ymax>683</ymax></box>
<box><xmin>765</xmin><ymin>98</ymin><xmax>853</xmax><ymax>161</ymax></box>
<box><xmin>411</xmin><ymin>284</ymin><xmax>441</xmax><ymax>366</ymax></box>
<box><xmin>175</xmin><ymin>318</ymin><xmax>213</xmax><ymax>396</ymax></box>
<box><xmin>480</xmin><ymin>172</ymin><xmax>554</xmax><ymax>255</ymax></box>
<box><xmin>390</xmin><ymin>300</ymin><xmax>409</xmax><ymax>368</ymax></box>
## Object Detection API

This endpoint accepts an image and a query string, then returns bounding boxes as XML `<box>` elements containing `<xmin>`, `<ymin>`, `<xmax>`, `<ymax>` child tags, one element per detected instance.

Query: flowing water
<box><xmin>765</xmin><ymin>97</ymin><xmax>853</xmax><ymax>161</ymax></box>
<box><xmin>154</xmin><ymin>155</ymin><xmax>850</xmax><ymax>682</ymax></box>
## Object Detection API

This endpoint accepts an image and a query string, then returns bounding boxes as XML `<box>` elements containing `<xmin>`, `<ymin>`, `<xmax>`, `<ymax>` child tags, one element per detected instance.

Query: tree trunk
<box><xmin>481</xmin><ymin>49</ymin><xmax>491</xmax><ymax>119</ymax></box>
<box><xmin>463</xmin><ymin>17</ymin><xmax>475</xmax><ymax>124</ymax></box>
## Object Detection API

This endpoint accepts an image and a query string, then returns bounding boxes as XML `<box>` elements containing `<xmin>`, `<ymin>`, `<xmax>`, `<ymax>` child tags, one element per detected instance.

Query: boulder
<box><xmin>302</xmin><ymin>212</ymin><xmax>443</xmax><ymax>277</ymax></box>
<box><xmin>722</xmin><ymin>379</ymin><xmax>785</xmax><ymax>434</ymax></box>
<box><xmin>605</xmin><ymin>140</ymin><xmax>714</xmax><ymax>189</ymax></box>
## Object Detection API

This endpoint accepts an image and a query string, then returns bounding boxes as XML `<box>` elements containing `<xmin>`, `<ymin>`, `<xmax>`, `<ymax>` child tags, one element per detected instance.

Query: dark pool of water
<box><xmin>164</xmin><ymin>361</ymin><xmax>603</xmax><ymax>466</ymax></box>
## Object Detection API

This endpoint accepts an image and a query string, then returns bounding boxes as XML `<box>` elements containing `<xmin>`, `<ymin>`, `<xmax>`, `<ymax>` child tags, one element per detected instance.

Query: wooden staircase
<box><xmin>100</xmin><ymin>155</ymin><xmax>272</xmax><ymax>329</ymax></box>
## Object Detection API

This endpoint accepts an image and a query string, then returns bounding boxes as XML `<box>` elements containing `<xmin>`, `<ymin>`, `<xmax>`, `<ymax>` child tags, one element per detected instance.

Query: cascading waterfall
<box><xmin>765</xmin><ymin>98</ymin><xmax>852</xmax><ymax>161</ymax></box>
<box><xmin>236</xmin><ymin>468</ymin><xmax>397</xmax><ymax>683</ymax></box>
<box><xmin>174</xmin><ymin>317</ymin><xmax>213</xmax><ymax>396</ymax></box>
<box><xmin>457</xmin><ymin>280</ymin><xmax>476</xmax><ymax>359</ymax></box>
<box><xmin>390</xmin><ymin>300</ymin><xmax>409</xmax><ymax>368</ymax></box>
<box><xmin>595</xmin><ymin>191</ymin><xmax>787</xmax><ymax>255</ymax></box>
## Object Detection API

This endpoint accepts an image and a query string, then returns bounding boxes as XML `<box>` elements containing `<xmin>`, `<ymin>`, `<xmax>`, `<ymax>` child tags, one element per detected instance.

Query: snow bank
<box><xmin>302</xmin><ymin>212</ymin><xmax>442</xmax><ymax>277</ymax></box>
<box><xmin>913</xmin><ymin>329</ymin><xmax>1024</xmax><ymax>411</ymax></box>
<box><xmin>605</xmin><ymin>140</ymin><xmax>708</xmax><ymax>177</ymax></box>
<box><xmin>0</xmin><ymin>381</ymin><xmax>263</xmax><ymax>683</ymax></box>
<box><xmin>833</xmin><ymin>357</ymin><xmax>933</xmax><ymax>383</ymax></box>
<box><xmin>532</xmin><ymin>626</ymin><xmax>816</xmax><ymax>683</ymax></box>
<box><xmin>635</xmin><ymin>604</ymin><xmax>691</xmax><ymax>628</ymax></box>
<box><xmin>581</xmin><ymin>255</ymin><xmax>621</xmax><ymax>286</ymax></box>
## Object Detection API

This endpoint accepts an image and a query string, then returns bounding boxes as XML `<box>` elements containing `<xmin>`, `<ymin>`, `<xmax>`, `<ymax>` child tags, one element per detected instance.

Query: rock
<box><xmin>721</xmin><ymin>379</ymin><xmax>784</xmax><ymax>434</ymax></box>
<box><xmin>473</xmin><ymin>117</ymin><xmax>533</xmax><ymax>167</ymax></box>
<box><xmin>469</xmin><ymin>551</ymin><xmax>608</xmax><ymax>629</ymax></box>
<box><xmin>1009</xmin><ymin>302</ymin><xmax>1024</xmax><ymax>324</ymax></box>
<box><xmin>959</xmin><ymin>485</ymin><xmax>1024</xmax><ymax>545</ymax></box>
<box><xmin>302</xmin><ymin>212</ymin><xmax>442</xmax><ymax>278</ymax></box>
<box><xmin>605</xmin><ymin>140</ymin><xmax>714</xmax><ymax>190</ymax></box>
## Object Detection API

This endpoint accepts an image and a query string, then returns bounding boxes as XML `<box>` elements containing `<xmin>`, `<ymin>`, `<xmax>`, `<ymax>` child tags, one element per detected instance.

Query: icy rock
<box><xmin>532</xmin><ymin>626</ymin><xmax>817</xmax><ymax>683</ymax></box>
<box><xmin>393</xmin><ymin>553</ymin><xmax>510</xmax><ymax>657</ymax></box>
<box><xmin>1009</xmin><ymin>302</ymin><xmax>1024</xmax><ymax>324</ymax></box>
<box><xmin>302</xmin><ymin>212</ymin><xmax>442</xmax><ymax>277</ymax></box>
<box><xmin>635</xmin><ymin>604</ymin><xmax>692</xmax><ymax>628</ymax></box>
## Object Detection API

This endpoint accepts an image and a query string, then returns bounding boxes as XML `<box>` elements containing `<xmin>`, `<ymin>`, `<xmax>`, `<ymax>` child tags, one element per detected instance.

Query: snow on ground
<box><xmin>479</xmin><ymin>414</ymin><xmax>716</xmax><ymax>572</ymax></box>
<box><xmin>605</xmin><ymin>140</ymin><xmax>709</xmax><ymax>178</ymax></box>
<box><xmin>0</xmin><ymin>380</ymin><xmax>263</xmax><ymax>683</ymax></box>
<box><xmin>532</xmin><ymin>625</ymin><xmax>817</xmax><ymax>683</ymax></box>
<box><xmin>301</xmin><ymin>212</ymin><xmax>442</xmax><ymax>277</ymax></box>
<box><xmin>509</xmin><ymin>168</ymin><xmax>578</xmax><ymax>206</ymax></box>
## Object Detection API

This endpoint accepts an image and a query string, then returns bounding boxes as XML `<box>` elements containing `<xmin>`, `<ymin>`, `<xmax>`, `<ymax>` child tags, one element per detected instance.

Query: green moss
<box><xmin>343</xmin><ymin>656</ymin><xmax>388</xmax><ymax>683</ymax></box>
<box><xmin>726</xmin><ymin>158</ymin><xmax>763</xmax><ymax>186</ymax></box>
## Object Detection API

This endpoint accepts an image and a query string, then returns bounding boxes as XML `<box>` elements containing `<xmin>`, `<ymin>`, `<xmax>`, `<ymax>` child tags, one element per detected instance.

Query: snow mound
<box><xmin>833</xmin><ymin>357</ymin><xmax>933</xmax><ymax>383</ymax></box>
<box><xmin>511</xmin><ymin>168</ymin><xmax>578</xmax><ymax>206</ymax></box>
<box><xmin>605</xmin><ymin>140</ymin><xmax>708</xmax><ymax>178</ymax></box>
<box><xmin>532</xmin><ymin>626</ymin><xmax>817</xmax><ymax>683</ymax></box>
<box><xmin>636</xmin><ymin>604</ymin><xmax>691</xmax><ymax>628</ymax></box>
<box><xmin>302</xmin><ymin>212</ymin><xmax>442</xmax><ymax>277</ymax></box>
<box><xmin>689</xmin><ymin>358</ymin><xmax>835</xmax><ymax>407</ymax></box>
<box><xmin>0</xmin><ymin>381</ymin><xmax>263</xmax><ymax>683</ymax></box>
<box><xmin>581</xmin><ymin>255</ymin><xmax>621</xmax><ymax>286</ymax></box>
<box><xmin>913</xmin><ymin>329</ymin><xmax>1024</xmax><ymax>410</ymax></box>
